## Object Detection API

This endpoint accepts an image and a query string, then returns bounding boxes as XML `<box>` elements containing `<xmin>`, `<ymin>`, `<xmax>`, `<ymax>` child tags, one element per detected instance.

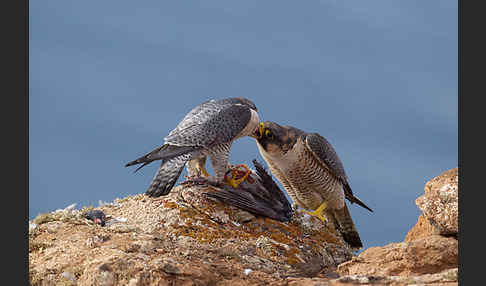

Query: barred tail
<box><xmin>125</xmin><ymin>144</ymin><xmax>197</xmax><ymax>173</ymax></box>
<box><xmin>145</xmin><ymin>153</ymin><xmax>192</xmax><ymax>197</ymax></box>
<box><xmin>330</xmin><ymin>203</ymin><xmax>363</xmax><ymax>249</ymax></box>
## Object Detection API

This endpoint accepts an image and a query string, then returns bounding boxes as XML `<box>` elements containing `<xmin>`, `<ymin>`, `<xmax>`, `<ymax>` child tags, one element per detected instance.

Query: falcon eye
<box><xmin>265</xmin><ymin>129</ymin><xmax>274</xmax><ymax>139</ymax></box>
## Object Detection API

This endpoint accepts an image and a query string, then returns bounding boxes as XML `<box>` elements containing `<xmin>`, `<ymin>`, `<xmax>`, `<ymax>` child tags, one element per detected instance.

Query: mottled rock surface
<box><xmin>404</xmin><ymin>214</ymin><xmax>438</xmax><ymax>242</ymax></box>
<box><xmin>335</xmin><ymin>168</ymin><xmax>459</xmax><ymax>285</ymax></box>
<box><xmin>288</xmin><ymin>268</ymin><xmax>458</xmax><ymax>286</ymax></box>
<box><xmin>29</xmin><ymin>184</ymin><xmax>355</xmax><ymax>286</ymax></box>
<box><xmin>416</xmin><ymin>168</ymin><xmax>458</xmax><ymax>237</ymax></box>
<box><xmin>29</xmin><ymin>167</ymin><xmax>459</xmax><ymax>285</ymax></box>
<box><xmin>337</xmin><ymin>235</ymin><xmax>458</xmax><ymax>277</ymax></box>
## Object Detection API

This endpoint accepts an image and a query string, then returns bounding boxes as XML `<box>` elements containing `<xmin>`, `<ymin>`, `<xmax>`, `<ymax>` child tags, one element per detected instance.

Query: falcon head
<box><xmin>233</xmin><ymin>97</ymin><xmax>258</xmax><ymax>112</ymax></box>
<box><xmin>254</xmin><ymin>121</ymin><xmax>305</xmax><ymax>155</ymax></box>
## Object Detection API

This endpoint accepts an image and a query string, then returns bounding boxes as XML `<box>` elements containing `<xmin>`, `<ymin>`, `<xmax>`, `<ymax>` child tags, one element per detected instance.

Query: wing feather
<box><xmin>164</xmin><ymin>104</ymin><xmax>251</xmax><ymax>147</ymax></box>
<box><xmin>304</xmin><ymin>133</ymin><xmax>373</xmax><ymax>212</ymax></box>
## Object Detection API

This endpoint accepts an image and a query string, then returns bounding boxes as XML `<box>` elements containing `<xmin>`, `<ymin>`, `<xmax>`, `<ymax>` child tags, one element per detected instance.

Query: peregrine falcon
<box><xmin>254</xmin><ymin>121</ymin><xmax>372</xmax><ymax>248</ymax></box>
<box><xmin>125</xmin><ymin>97</ymin><xmax>260</xmax><ymax>197</ymax></box>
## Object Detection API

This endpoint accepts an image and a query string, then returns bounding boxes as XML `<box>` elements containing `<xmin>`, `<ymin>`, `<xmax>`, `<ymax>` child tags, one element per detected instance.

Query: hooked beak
<box><xmin>250</xmin><ymin>122</ymin><xmax>264</xmax><ymax>139</ymax></box>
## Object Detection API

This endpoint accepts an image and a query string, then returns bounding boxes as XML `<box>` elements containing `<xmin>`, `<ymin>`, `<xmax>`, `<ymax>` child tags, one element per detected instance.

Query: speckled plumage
<box><xmin>255</xmin><ymin>121</ymin><xmax>372</xmax><ymax>248</ymax></box>
<box><xmin>126</xmin><ymin>97</ymin><xmax>260</xmax><ymax>197</ymax></box>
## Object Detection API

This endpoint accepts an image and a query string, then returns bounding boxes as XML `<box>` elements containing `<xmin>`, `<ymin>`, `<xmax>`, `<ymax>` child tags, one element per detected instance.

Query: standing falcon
<box><xmin>125</xmin><ymin>97</ymin><xmax>260</xmax><ymax>197</ymax></box>
<box><xmin>254</xmin><ymin>121</ymin><xmax>373</xmax><ymax>248</ymax></box>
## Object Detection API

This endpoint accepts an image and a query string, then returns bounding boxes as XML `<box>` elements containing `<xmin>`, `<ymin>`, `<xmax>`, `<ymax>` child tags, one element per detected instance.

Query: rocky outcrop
<box><xmin>287</xmin><ymin>268</ymin><xmax>458</xmax><ymax>286</ymax></box>
<box><xmin>336</xmin><ymin>168</ymin><xmax>459</xmax><ymax>284</ymax></box>
<box><xmin>404</xmin><ymin>214</ymin><xmax>437</xmax><ymax>242</ymax></box>
<box><xmin>404</xmin><ymin>168</ymin><xmax>458</xmax><ymax>243</ymax></box>
<box><xmin>337</xmin><ymin>235</ymin><xmax>457</xmax><ymax>277</ymax></box>
<box><xmin>29</xmin><ymin>168</ymin><xmax>459</xmax><ymax>285</ymax></box>
<box><xmin>29</xmin><ymin>184</ymin><xmax>355</xmax><ymax>286</ymax></box>
<box><xmin>416</xmin><ymin>168</ymin><xmax>458</xmax><ymax>237</ymax></box>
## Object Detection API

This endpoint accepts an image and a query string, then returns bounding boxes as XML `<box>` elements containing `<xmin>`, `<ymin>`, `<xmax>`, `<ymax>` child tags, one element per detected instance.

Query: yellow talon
<box><xmin>305</xmin><ymin>201</ymin><xmax>328</xmax><ymax>223</ymax></box>
<box><xmin>225</xmin><ymin>164</ymin><xmax>252</xmax><ymax>188</ymax></box>
<box><xmin>200</xmin><ymin>165</ymin><xmax>210</xmax><ymax>178</ymax></box>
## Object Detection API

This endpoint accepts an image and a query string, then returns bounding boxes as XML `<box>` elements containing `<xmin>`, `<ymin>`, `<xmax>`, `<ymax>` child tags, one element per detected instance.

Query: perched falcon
<box><xmin>125</xmin><ymin>97</ymin><xmax>260</xmax><ymax>197</ymax></box>
<box><xmin>254</xmin><ymin>121</ymin><xmax>372</xmax><ymax>248</ymax></box>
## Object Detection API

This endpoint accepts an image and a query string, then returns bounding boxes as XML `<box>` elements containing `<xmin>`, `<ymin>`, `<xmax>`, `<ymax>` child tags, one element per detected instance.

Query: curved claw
<box><xmin>224</xmin><ymin>164</ymin><xmax>252</xmax><ymax>188</ymax></box>
<box><xmin>200</xmin><ymin>166</ymin><xmax>210</xmax><ymax>178</ymax></box>
<box><xmin>304</xmin><ymin>202</ymin><xmax>328</xmax><ymax>223</ymax></box>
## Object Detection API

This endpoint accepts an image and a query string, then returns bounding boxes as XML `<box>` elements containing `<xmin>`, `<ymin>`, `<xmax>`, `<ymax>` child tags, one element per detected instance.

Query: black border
<box><xmin>459</xmin><ymin>0</ymin><xmax>483</xmax><ymax>284</ymax></box>
<box><xmin>7</xmin><ymin>0</ymin><xmax>29</xmax><ymax>283</ymax></box>
<box><xmin>2</xmin><ymin>0</ymin><xmax>29</xmax><ymax>283</ymax></box>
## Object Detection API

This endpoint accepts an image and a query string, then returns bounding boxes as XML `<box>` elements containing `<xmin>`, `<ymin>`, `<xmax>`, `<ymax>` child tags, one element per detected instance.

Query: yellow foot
<box><xmin>200</xmin><ymin>165</ymin><xmax>210</xmax><ymax>178</ymax></box>
<box><xmin>224</xmin><ymin>164</ymin><xmax>252</xmax><ymax>188</ymax></box>
<box><xmin>303</xmin><ymin>201</ymin><xmax>328</xmax><ymax>223</ymax></box>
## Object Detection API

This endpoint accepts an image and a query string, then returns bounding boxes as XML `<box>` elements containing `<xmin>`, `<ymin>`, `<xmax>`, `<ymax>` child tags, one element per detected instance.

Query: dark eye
<box><xmin>265</xmin><ymin>129</ymin><xmax>274</xmax><ymax>139</ymax></box>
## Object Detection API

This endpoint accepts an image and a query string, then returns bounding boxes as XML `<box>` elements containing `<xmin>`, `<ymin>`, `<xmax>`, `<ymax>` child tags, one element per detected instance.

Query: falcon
<box><xmin>254</xmin><ymin>121</ymin><xmax>373</xmax><ymax>248</ymax></box>
<box><xmin>125</xmin><ymin>97</ymin><xmax>260</xmax><ymax>197</ymax></box>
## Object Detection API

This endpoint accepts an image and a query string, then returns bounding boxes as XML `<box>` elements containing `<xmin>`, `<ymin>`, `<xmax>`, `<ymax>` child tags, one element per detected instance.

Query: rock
<box><xmin>335</xmin><ymin>168</ymin><xmax>459</xmax><ymax>284</ymax></box>
<box><xmin>416</xmin><ymin>168</ymin><xmax>458</xmax><ymax>237</ymax></box>
<box><xmin>61</xmin><ymin>271</ymin><xmax>77</xmax><ymax>283</ymax></box>
<box><xmin>29</xmin><ymin>183</ymin><xmax>354</xmax><ymax>286</ymax></box>
<box><xmin>232</xmin><ymin>209</ymin><xmax>256</xmax><ymax>224</ymax></box>
<box><xmin>127</xmin><ymin>278</ymin><xmax>139</xmax><ymax>286</ymax></box>
<box><xmin>286</xmin><ymin>277</ymin><xmax>331</xmax><ymax>286</ymax></box>
<box><xmin>337</xmin><ymin>234</ymin><xmax>458</xmax><ymax>277</ymax></box>
<box><xmin>29</xmin><ymin>168</ymin><xmax>459</xmax><ymax>286</ymax></box>
<box><xmin>29</xmin><ymin>222</ymin><xmax>38</xmax><ymax>233</ymax></box>
<box><xmin>404</xmin><ymin>214</ymin><xmax>438</xmax><ymax>242</ymax></box>
<box><xmin>333</xmin><ymin>267</ymin><xmax>458</xmax><ymax>285</ymax></box>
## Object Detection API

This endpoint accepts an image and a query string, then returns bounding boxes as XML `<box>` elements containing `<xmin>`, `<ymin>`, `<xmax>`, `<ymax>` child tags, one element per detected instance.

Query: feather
<box><xmin>204</xmin><ymin>160</ymin><xmax>293</xmax><ymax>222</ymax></box>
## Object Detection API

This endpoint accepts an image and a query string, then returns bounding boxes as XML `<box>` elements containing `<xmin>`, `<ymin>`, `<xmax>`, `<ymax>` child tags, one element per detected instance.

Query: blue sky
<box><xmin>29</xmin><ymin>1</ymin><xmax>457</xmax><ymax>249</ymax></box>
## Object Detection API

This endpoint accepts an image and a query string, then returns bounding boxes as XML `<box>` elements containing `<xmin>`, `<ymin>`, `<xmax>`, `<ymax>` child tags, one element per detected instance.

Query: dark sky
<box><xmin>29</xmin><ymin>0</ymin><xmax>457</xmax><ymax>249</ymax></box>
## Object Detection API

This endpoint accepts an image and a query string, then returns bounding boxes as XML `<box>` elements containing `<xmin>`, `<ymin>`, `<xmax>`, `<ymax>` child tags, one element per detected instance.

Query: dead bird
<box><xmin>202</xmin><ymin>159</ymin><xmax>293</xmax><ymax>222</ymax></box>
<box><xmin>84</xmin><ymin>209</ymin><xmax>106</xmax><ymax>226</ymax></box>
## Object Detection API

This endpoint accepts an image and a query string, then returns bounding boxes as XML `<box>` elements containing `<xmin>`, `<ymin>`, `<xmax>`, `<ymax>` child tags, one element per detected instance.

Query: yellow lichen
<box><xmin>163</xmin><ymin>201</ymin><xmax>179</xmax><ymax>209</ymax></box>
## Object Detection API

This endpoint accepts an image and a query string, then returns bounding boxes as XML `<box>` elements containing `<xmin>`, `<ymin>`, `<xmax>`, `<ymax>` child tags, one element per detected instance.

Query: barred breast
<box><xmin>281</xmin><ymin>138</ymin><xmax>345</xmax><ymax>211</ymax></box>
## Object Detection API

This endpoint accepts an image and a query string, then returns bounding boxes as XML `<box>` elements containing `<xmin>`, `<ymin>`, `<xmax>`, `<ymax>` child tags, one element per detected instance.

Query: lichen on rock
<box><xmin>416</xmin><ymin>168</ymin><xmax>458</xmax><ymax>237</ymax></box>
<box><xmin>29</xmin><ymin>182</ymin><xmax>356</xmax><ymax>286</ymax></box>
<box><xmin>29</xmin><ymin>167</ymin><xmax>459</xmax><ymax>285</ymax></box>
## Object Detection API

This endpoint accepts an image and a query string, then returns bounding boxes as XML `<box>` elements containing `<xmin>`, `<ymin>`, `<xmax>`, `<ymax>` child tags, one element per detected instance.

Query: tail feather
<box><xmin>125</xmin><ymin>145</ymin><xmax>165</xmax><ymax>168</ymax></box>
<box><xmin>125</xmin><ymin>144</ymin><xmax>197</xmax><ymax>172</ymax></box>
<box><xmin>134</xmin><ymin>162</ymin><xmax>150</xmax><ymax>173</ymax></box>
<box><xmin>329</xmin><ymin>204</ymin><xmax>363</xmax><ymax>249</ymax></box>
<box><xmin>343</xmin><ymin>182</ymin><xmax>373</xmax><ymax>212</ymax></box>
<box><xmin>350</xmin><ymin>196</ymin><xmax>373</xmax><ymax>213</ymax></box>
<box><xmin>145</xmin><ymin>153</ymin><xmax>192</xmax><ymax>197</ymax></box>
